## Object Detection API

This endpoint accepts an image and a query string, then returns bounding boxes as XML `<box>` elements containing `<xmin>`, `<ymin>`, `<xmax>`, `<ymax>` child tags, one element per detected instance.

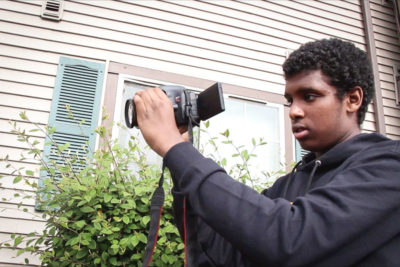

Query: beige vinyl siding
<box><xmin>370</xmin><ymin>0</ymin><xmax>400</xmax><ymax>139</ymax></box>
<box><xmin>0</xmin><ymin>0</ymin><xmax>399</xmax><ymax>265</ymax></box>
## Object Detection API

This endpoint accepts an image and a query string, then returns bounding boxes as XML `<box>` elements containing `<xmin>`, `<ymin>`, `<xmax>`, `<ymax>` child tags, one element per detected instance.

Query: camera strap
<box><xmin>141</xmin><ymin>162</ymin><xmax>166</xmax><ymax>267</ymax></box>
<box><xmin>143</xmin><ymin>111</ymin><xmax>195</xmax><ymax>266</ymax></box>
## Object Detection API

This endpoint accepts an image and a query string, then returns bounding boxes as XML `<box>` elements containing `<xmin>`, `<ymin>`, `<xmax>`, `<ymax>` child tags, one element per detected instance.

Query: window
<box><xmin>111</xmin><ymin>75</ymin><xmax>284</xmax><ymax>183</ymax></box>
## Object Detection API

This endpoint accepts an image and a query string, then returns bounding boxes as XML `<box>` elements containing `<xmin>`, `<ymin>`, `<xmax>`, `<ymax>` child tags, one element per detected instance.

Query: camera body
<box><xmin>125</xmin><ymin>82</ymin><xmax>225</xmax><ymax>128</ymax></box>
<box><xmin>161</xmin><ymin>85</ymin><xmax>199</xmax><ymax>127</ymax></box>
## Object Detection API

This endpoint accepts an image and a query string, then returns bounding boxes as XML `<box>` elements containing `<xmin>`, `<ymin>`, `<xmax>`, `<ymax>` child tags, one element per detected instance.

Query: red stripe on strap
<box><xmin>183</xmin><ymin>197</ymin><xmax>187</xmax><ymax>267</ymax></box>
<box><xmin>146</xmin><ymin>205</ymin><xmax>164</xmax><ymax>267</ymax></box>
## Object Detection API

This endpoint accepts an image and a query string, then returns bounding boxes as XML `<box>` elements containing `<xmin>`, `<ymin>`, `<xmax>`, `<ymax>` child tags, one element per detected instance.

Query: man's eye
<box><xmin>285</xmin><ymin>98</ymin><xmax>293</xmax><ymax>106</ymax></box>
<box><xmin>304</xmin><ymin>94</ymin><xmax>316</xmax><ymax>102</ymax></box>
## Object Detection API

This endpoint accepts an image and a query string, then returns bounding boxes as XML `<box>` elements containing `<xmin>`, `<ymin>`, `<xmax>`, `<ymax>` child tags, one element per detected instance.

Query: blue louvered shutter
<box><xmin>37</xmin><ymin>57</ymin><xmax>104</xmax><ymax>207</ymax></box>
<box><xmin>295</xmin><ymin>140</ymin><xmax>309</xmax><ymax>162</ymax></box>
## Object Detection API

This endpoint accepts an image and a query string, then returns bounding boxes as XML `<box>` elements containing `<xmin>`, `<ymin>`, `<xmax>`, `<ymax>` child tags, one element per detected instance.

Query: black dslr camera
<box><xmin>125</xmin><ymin>82</ymin><xmax>225</xmax><ymax>128</ymax></box>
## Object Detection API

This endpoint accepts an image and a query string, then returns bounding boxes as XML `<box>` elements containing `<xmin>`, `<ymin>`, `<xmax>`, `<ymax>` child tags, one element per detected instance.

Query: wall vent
<box><xmin>393</xmin><ymin>64</ymin><xmax>400</xmax><ymax>106</ymax></box>
<box><xmin>41</xmin><ymin>0</ymin><xmax>64</xmax><ymax>21</ymax></box>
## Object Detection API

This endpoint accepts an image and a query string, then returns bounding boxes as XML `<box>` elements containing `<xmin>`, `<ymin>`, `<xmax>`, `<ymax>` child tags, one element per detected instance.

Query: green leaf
<box><xmin>122</xmin><ymin>215</ymin><xmax>130</xmax><ymax>224</ymax></box>
<box><xmin>119</xmin><ymin>237</ymin><xmax>129</xmax><ymax>247</ymax></box>
<box><xmin>141</xmin><ymin>216</ymin><xmax>150</xmax><ymax>226</ymax></box>
<box><xmin>94</xmin><ymin>222</ymin><xmax>101</xmax><ymax>230</ymax></box>
<box><xmin>13</xmin><ymin>236</ymin><xmax>23</xmax><ymax>247</ymax></box>
<box><xmin>241</xmin><ymin>150</ymin><xmax>249</xmax><ymax>161</ymax></box>
<box><xmin>75</xmin><ymin>220</ymin><xmax>86</xmax><ymax>230</ymax></box>
<box><xmin>19</xmin><ymin>111</ymin><xmax>28</xmax><ymax>120</ymax></box>
<box><xmin>101</xmin><ymin>251</ymin><xmax>108</xmax><ymax>261</ymax></box>
<box><xmin>80</xmin><ymin>206</ymin><xmax>95</xmax><ymax>213</ymax></box>
<box><xmin>221</xmin><ymin>158</ymin><xmax>227</xmax><ymax>166</ymax></box>
<box><xmin>161</xmin><ymin>254</ymin><xmax>169</xmax><ymax>263</ymax></box>
<box><xmin>130</xmin><ymin>236</ymin><xmax>139</xmax><ymax>247</ymax></box>
<box><xmin>138</xmin><ymin>233</ymin><xmax>147</xmax><ymax>244</ymax></box>
<box><xmin>103</xmin><ymin>194</ymin><xmax>112</xmax><ymax>203</ymax></box>
<box><xmin>221</xmin><ymin>129</ymin><xmax>229</xmax><ymax>137</ymax></box>
<box><xmin>32</xmin><ymin>140</ymin><xmax>40</xmax><ymax>146</ymax></box>
<box><xmin>111</xmin><ymin>227</ymin><xmax>120</xmax><ymax>232</ymax></box>
<box><xmin>13</xmin><ymin>176</ymin><xmax>22</xmax><ymax>184</ymax></box>
<box><xmin>111</xmin><ymin>198</ymin><xmax>120</xmax><ymax>204</ymax></box>
<box><xmin>48</xmin><ymin>126</ymin><xmax>56</xmax><ymax>134</ymax></box>
<box><xmin>88</xmin><ymin>240</ymin><xmax>97</xmax><ymax>249</ymax></box>
<box><xmin>109</xmin><ymin>257</ymin><xmax>118</xmax><ymax>266</ymax></box>
<box><xmin>84</xmin><ymin>194</ymin><xmax>92</xmax><ymax>203</ymax></box>
<box><xmin>101</xmin><ymin>228</ymin><xmax>113</xmax><ymax>235</ymax></box>
<box><xmin>58</xmin><ymin>143</ymin><xmax>70</xmax><ymax>152</ymax></box>
<box><xmin>77</xmin><ymin>200</ymin><xmax>86</xmax><ymax>207</ymax></box>
<box><xmin>68</xmin><ymin>236</ymin><xmax>80</xmax><ymax>246</ymax></box>
<box><xmin>76</xmin><ymin>248</ymin><xmax>88</xmax><ymax>259</ymax></box>
<box><xmin>131</xmin><ymin>253</ymin><xmax>142</xmax><ymax>260</ymax></box>
<box><xmin>120</xmin><ymin>203</ymin><xmax>133</xmax><ymax>209</ymax></box>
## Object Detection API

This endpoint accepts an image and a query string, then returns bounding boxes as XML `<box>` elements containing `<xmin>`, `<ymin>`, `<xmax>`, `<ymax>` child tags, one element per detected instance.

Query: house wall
<box><xmin>0</xmin><ymin>0</ymin><xmax>399</xmax><ymax>265</ymax></box>
<box><xmin>370</xmin><ymin>0</ymin><xmax>400</xmax><ymax>139</ymax></box>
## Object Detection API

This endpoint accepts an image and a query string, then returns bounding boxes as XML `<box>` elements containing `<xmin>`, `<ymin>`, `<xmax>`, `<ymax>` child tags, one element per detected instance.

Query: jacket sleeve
<box><xmin>164</xmin><ymin>141</ymin><xmax>400</xmax><ymax>266</ymax></box>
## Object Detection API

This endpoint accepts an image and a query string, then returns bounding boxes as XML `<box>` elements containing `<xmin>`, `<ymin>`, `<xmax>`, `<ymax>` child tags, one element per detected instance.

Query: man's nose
<box><xmin>289</xmin><ymin>102</ymin><xmax>304</xmax><ymax>120</ymax></box>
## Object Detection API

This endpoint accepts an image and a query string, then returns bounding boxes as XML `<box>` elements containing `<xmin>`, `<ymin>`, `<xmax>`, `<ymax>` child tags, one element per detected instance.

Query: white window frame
<box><xmin>112</xmin><ymin>74</ymin><xmax>285</xmax><ymax>174</ymax></box>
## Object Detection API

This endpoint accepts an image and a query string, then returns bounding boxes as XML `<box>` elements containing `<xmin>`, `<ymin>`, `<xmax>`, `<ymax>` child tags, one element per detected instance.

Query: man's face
<box><xmin>284</xmin><ymin>70</ymin><xmax>359</xmax><ymax>157</ymax></box>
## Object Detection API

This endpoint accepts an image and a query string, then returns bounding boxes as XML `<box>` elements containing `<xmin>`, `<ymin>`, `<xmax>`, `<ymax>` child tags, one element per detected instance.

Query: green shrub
<box><xmin>1</xmin><ymin>112</ymin><xmax>183</xmax><ymax>266</ymax></box>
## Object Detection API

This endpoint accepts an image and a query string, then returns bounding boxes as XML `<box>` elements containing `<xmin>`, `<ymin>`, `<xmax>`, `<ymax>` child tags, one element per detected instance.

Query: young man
<box><xmin>134</xmin><ymin>38</ymin><xmax>400</xmax><ymax>266</ymax></box>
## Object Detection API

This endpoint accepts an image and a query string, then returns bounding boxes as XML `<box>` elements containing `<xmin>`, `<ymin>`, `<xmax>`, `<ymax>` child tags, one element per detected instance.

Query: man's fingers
<box><xmin>137</xmin><ymin>88</ymin><xmax>168</xmax><ymax>109</ymax></box>
<box><xmin>134</xmin><ymin>87</ymin><xmax>174</xmax><ymax>128</ymax></box>
<box><xmin>133</xmin><ymin>91</ymin><xmax>147</xmax><ymax>115</ymax></box>
<box><xmin>154</xmin><ymin>87</ymin><xmax>166</xmax><ymax>98</ymax></box>
<box><xmin>134</xmin><ymin>88</ymin><xmax>158</xmax><ymax>114</ymax></box>
<box><xmin>178</xmin><ymin>126</ymin><xmax>188</xmax><ymax>134</ymax></box>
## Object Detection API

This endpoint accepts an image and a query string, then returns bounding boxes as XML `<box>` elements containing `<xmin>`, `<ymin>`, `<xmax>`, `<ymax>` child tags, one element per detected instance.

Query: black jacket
<box><xmin>164</xmin><ymin>133</ymin><xmax>400</xmax><ymax>266</ymax></box>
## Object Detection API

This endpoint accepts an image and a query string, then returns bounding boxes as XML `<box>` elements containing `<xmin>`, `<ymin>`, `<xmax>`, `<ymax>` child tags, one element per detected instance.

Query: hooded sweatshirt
<box><xmin>165</xmin><ymin>133</ymin><xmax>400</xmax><ymax>266</ymax></box>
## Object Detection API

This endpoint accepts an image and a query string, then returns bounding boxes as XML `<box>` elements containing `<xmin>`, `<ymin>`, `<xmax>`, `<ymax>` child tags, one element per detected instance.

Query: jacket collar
<box><xmin>300</xmin><ymin>133</ymin><xmax>389</xmax><ymax>171</ymax></box>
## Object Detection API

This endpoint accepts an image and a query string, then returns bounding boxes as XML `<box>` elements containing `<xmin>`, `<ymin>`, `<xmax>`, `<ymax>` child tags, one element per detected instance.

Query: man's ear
<box><xmin>346</xmin><ymin>86</ymin><xmax>363</xmax><ymax>113</ymax></box>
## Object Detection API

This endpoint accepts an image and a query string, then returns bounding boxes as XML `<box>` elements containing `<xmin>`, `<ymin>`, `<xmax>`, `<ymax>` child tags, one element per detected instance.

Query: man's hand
<box><xmin>134</xmin><ymin>88</ymin><xmax>186</xmax><ymax>157</ymax></box>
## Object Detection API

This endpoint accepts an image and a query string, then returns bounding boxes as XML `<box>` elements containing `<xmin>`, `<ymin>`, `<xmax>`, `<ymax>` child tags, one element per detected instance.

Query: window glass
<box><xmin>115</xmin><ymin>80</ymin><xmax>163</xmax><ymax>168</ymax></box>
<box><xmin>199</xmin><ymin>97</ymin><xmax>282</xmax><ymax>185</ymax></box>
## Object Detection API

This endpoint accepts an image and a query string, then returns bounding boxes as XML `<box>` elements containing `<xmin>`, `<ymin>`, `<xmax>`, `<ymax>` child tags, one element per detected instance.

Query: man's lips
<box><xmin>292</xmin><ymin>125</ymin><xmax>309</xmax><ymax>140</ymax></box>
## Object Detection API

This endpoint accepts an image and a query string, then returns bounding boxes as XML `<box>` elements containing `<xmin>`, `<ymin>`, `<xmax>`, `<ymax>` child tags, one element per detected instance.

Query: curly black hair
<box><xmin>282</xmin><ymin>38</ymin><xmax>374</xmax><ymax>125</ymax></box>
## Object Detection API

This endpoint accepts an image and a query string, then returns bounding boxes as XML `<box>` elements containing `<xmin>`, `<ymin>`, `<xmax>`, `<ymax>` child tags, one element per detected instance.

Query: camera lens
<box><xmin>124</xmin><ymin>99</ymin><xmax>138</xmax><ymax>128</ymax></box>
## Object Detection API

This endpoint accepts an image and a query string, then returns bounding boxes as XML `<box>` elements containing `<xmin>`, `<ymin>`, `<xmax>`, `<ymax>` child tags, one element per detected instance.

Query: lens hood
<box><xmin>124</xmin><ymin>98</ymin><xmax>137</xmax><ymax>128</ymax></box>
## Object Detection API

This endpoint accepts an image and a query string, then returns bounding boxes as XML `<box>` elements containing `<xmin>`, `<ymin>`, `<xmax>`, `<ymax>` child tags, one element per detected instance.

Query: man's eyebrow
<box><xmin>295</xmin><ymin>87</ymin><xmax>321</xmax><ymax>94</ymax></box>
<box><xmin>299</xmin><ymin>87</ymin><xmax>317</xmax><ymax>92</ymax></box>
